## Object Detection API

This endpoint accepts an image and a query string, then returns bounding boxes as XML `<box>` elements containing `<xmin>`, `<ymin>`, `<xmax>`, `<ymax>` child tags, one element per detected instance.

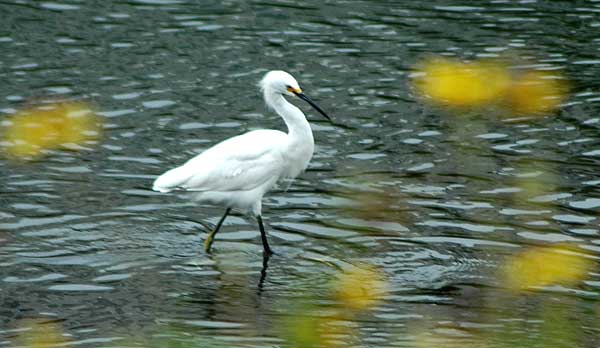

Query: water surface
<box><xmin>1</xmin><ymin>1</ymin><xmax>599</xmax><ymax>347</ymax></box>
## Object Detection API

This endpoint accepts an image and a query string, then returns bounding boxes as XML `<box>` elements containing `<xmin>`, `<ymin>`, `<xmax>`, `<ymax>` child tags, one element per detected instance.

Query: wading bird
<box><xmin>152</xmin><ymin>70</ymin><xmax>331</xmax><ymax>255</ymax></box>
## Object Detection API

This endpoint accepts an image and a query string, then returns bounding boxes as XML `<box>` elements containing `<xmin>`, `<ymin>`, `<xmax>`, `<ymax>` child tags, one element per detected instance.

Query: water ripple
<box><xmin>1</xmin><ymin>0</ymin><xmax>599</xmax><ymax>345</ymax></box>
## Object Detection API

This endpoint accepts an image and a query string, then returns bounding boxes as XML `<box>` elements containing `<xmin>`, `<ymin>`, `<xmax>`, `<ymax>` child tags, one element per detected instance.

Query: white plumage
<box><xmin>153</xmin><ymin>70</ymin><xmax>331</xmax><ymax>255</ymax></box>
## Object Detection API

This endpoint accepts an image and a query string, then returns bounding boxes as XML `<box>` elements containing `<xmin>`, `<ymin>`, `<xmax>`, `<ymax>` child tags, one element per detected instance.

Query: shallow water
<box><xmin>1</xmin><ymin>0</ymin><xmax>599</xmax><ymax>347</ymax></box>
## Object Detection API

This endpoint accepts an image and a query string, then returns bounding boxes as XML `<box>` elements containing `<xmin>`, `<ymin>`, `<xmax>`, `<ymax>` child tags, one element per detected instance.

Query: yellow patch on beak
<box><xmin>287</xmin><ymin>86</ymin><xmax>302</xmax><ymax>94</ymax></box>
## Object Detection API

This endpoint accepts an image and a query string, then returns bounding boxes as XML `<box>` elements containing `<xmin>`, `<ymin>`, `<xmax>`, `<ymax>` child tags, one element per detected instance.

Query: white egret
<box><xmin>152</xmin><ymin>70</ymin><xmax>331</xmax><ymax>255</ymax></box>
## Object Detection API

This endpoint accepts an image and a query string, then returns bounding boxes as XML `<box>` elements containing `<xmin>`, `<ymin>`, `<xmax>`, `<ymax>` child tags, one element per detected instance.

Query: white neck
<box><xmin>262</xmin><ymin>89</ymin><xmax>316</xmax><ymax>178</ymax></box>
<box><xmin>265</xmin><ymin>91</ymin><xmax>313</xmax><ymax>143</ymax></box>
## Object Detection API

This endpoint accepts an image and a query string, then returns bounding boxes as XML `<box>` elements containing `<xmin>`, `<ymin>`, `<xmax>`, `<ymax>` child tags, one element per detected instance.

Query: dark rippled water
<box><xmin>1</xmin><ymin>1</ymin><xmax>599</xmax><ymax>347</ymax></box>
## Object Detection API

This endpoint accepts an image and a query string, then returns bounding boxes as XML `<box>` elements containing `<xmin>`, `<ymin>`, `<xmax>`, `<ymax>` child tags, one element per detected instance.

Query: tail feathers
<box><xmin>152</xmin><ymin>166</ymin><xmax>191</xmax><ymax>193</ymax></box>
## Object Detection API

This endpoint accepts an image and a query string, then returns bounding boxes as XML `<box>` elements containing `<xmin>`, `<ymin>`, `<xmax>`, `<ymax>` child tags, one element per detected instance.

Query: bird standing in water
<box><xmin>152</xmin><ymin>70</ymin><xmax>331</xmax><ymax>255</ymax></box>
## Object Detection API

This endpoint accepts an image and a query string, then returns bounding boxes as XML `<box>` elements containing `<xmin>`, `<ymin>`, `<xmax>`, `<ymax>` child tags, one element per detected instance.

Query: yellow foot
<box><xmin>204</xmin><ymin>232</ymin><xmax>215</xmax><ymax>253</ymax></box>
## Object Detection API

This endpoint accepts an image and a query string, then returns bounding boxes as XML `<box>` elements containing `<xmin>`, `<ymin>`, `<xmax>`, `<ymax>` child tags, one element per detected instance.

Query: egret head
<box><xmin>259</xmin><ymin>70</ymin><xmax>331</xmax><ymax>121</ymax></box>
<box><xmin>260</xmin><ymin>70</ymin><xmax>301</xmax><ymax>97</ymax></box>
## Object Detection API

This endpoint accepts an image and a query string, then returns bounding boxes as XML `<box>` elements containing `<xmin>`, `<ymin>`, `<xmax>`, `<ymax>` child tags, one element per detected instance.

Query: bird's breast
<box><xmin>281</xmin><ymin>137</ymin><xmax>314</xmax><ymax>179</ymax></box>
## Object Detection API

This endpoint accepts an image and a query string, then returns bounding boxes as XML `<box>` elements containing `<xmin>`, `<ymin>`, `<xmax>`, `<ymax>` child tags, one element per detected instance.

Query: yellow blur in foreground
<box><xmin>334</xmin><ymin>264</ymin><xmax>388</xmax><ymax>311</ymax></box>
<box><xmin>284</xmin><ymin>314</ymin><xmax>352</xmax><ymax>348</ymax></box>
<box><xmin>283</xmin><ymin>264</ymin><xmax>387</xmax><ymax>348</ymax></box>
<box><xmin>414</xmin><ymin>57</ymin><xmax>568</xmax><ymax>115</ymax></box>
<box><xmin>502</xmin><ymin>244</ymin><xmax>592</xmax><ymax>292</ymax></box>
<box><xmin>415</xmin><ymin>58</ymin><xmax>511</xmax><ymax>107</ymax></box>
<box><xmin>14</xmin><ymin>319</ymin><xmax>70</xmax><ymax>348</ymax></box>
<box><xmin>412</xmin><ymin>329</ymin><xmax>475</xmax><ymax>348</ymax></box>
<box><xmin>508</xmin><ymin>70</ymin><xmax>568</xmax><ymax>115</ymax></box>
<box><xmin>2</xmin><ymin>101</ymin><xmax>100</xmax><ymax>159</ymax></box>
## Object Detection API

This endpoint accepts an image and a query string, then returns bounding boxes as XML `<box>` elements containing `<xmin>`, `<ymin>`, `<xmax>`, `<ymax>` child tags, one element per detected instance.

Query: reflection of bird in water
<box><xmin>258</xmin><ymin>253</ymin><xmax>273</xmax><ymax>291</ymax></box>
<box><xmin>153</xmin><ymin>70</ymin><xmax>331</xmax><ymax>256</ymax></box>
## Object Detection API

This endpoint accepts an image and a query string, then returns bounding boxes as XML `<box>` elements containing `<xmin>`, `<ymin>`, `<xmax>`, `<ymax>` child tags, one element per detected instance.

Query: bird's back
<box><xmin>152</xmin><ymin>129</ymin><xmax>290</xmax><ymax>194</ymax></box>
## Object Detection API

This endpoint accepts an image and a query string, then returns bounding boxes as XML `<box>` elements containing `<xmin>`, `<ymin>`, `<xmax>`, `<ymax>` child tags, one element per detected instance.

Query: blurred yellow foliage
<box><xmin>284</xmin><ymin>314</ymin><xmax>352</xmax><ymax>348</ymax></box>
<box><xmin>333</xmin><ymin>264</ymin><xmax>388</xmax><ymax>311</ymax></box>
<box><xmin>14</xmin><ymin>319</ymin><xmax>70</xmax><ymax>348</ymax></box>
<box><xmin>347</xmin><ymin>189</ymin><xmax>404</xmax><ymax>221</ymax></box>
<box><xmin>2</xmin><ymin>101</ymin><xmax>100</xmax><ymax>160</ymax></box>
<box><xmin>283</xmin><ymin>263</ymin><xmax>387</xmax><ymax>348</ymax></box>
<box><xmin>510</xmin><ymin>161</ymin><xmax>559</xmax><ymax>205</ymax></box>
<box><xmin>412</xmin><ymin>330</ymin><xmax>477</xmax><ymax>348</ymax></box>
<box><xmin>413</xmin><ymin>56</ymin><xmax>569</xmax><ymax>116</ymax></box>
<box><xmin>507</xmin><ymin>70</ymin><xmax>569</xmax><ymax>115</ymax></box>
<box><xmin>415</xmin><ymin>57</ymin><xmax>511</xmax><ymax>107</ymax></box>
<box><xmin>284</xmin><ymin>314</ymin><xmax>323</xmax><ymax>348</ymax></box>
<box><xmin>502</xmin><ymin>244</ymin><xmax>592</xmax><ymax>292</ymax></box>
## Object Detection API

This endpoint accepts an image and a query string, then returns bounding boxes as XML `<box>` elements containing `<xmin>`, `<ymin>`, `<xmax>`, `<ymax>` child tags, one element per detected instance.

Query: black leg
<box><xmin>257</xmin><ymin>215</ymin><xmax>273</xmax><ymax>256</ymax></box>
<box><xmin>204</xmin><ymin>208</ymin><xmax>231</xmax><ymax>252</ymax></box>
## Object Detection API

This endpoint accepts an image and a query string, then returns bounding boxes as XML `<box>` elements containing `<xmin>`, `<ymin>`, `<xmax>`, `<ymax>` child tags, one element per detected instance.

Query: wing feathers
<box><xmin>152</xmin><ymin>130</ymin><xmax>288</xmax><ymax>193</ymax></box>
<box><xmin>152</xmin><ymin>166</ymin><xmax>191</xmax><ymax>192</ymax></box>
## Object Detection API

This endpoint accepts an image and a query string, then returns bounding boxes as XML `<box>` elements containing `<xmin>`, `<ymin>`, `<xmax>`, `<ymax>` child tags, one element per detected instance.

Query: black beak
<box><xmin>293</xmin><ymin>91</ymin><xmax>332</xmax><ymax>121</ymax></box>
